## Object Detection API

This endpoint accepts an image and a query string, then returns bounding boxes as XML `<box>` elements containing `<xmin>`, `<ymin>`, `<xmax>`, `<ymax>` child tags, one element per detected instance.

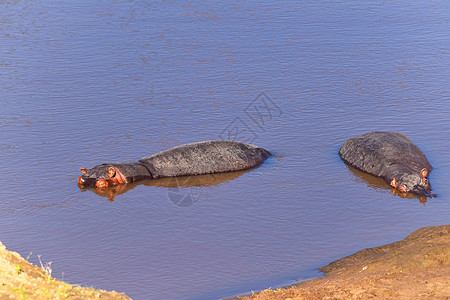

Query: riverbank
<box><xmin>0</xmin><ymin>241</ymin><xmax>130</xmax><ymax>299</ymax></box>
<box><xmin>241</xmin><ymin>225</ymin><xmax>450</xmax><ymax>300</ymax></box>
<box><xmin>2</xmin><ymin>225</ymin><xmax>449</xmax><ymax>299</ymax></box>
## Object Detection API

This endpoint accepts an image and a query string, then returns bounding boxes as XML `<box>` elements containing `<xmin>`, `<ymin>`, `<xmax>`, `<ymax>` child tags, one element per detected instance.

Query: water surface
<box><xmin>1</xmin><ymin>1</ymin><xmax>450</xmax><ymax>299</ymax></box>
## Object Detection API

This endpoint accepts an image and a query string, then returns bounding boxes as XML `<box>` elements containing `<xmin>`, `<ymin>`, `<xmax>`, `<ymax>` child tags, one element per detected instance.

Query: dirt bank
<box><xmin>0</xmin><ymin>241</ymin><xmax>130</xmax><ymax>299</ymax></box>
<box><xmin>242</xmin><ymin>225</ymin><xmax>450</xmax><ymax>300</ymax></box>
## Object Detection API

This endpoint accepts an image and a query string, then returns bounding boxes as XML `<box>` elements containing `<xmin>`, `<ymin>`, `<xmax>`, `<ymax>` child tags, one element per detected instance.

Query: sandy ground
<box><xmin>0</xmin><ymin>241</ymin><xmax>130</xmax><ymax>299</ymax></box>
<box><xmin>241</xmin><ymin>225</ymin><xmax>450</xmax><ymax>300</ymax></box>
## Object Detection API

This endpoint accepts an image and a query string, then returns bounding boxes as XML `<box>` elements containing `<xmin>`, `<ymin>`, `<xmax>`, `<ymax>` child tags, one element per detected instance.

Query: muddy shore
<box><xmin>1</xmin><ymin>225</ymin><xmax>449</xmax><ymax>299</ymax></box>
<box><xmin>240</xmin><ymin>225</ymin><xmax>450</xmax><ymax>300</ymax></box>
<box><xmin>0</xmin><ymin>241</ymin><xmax>130</xmax><ymax>299</ymax></box>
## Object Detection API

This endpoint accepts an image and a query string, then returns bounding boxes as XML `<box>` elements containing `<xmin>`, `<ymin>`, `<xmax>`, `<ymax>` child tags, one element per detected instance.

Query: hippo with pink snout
<box><xmin>78</xmin><ymin>141</ymin><xmax>270</xmax><ymax>188</ymax></box>
<box><xmin>339</xmin><ymin>131</ymin><xmax>434</xmax><ymax>197</ymax></box>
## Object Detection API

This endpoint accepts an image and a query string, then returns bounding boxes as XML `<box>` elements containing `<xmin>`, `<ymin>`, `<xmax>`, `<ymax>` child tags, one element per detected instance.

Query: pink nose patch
<box><xmin>95</xmin><ymin>179</ymin><xmax>109</xmax><ymax>188</ymax></box>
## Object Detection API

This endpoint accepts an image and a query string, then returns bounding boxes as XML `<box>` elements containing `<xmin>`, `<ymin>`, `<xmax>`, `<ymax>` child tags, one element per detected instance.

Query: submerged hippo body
<box><xmin>339</xmin><ymin>132</ymin><xmax>433</xmax><ymax>196</ymax></box>
<box><xmin>78</xmin><ymin>141</ymin><xmax>270</xmax><ymax>188</ymax></box>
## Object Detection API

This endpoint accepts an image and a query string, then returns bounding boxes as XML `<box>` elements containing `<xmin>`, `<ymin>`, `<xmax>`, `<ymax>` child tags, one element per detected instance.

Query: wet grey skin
<box><xmin>78</xmin><ymin>141</ymin><xmax>271</xmax><ymax>188</ymax></box>
<box><xmin>339</xmin><ymin>131</ymin><xmax>434</xmax><ymax>196</ymax></box>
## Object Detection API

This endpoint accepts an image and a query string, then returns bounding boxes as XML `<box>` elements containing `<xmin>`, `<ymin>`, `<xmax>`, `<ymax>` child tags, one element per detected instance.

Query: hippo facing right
<box><xmin>339</xmin><ymin>131</ymin><xmax>434</xmax><ymax>196</ymax></box>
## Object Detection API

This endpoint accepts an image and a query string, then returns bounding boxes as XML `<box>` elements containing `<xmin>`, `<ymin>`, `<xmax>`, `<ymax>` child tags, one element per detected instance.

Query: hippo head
<box><xmin>77</xmin><ymin>164</ymin><xmax>127</xmax><ymax>188</ymax></box>
<box><xmin>390</xmin><ymin>168</ymin><xmax>432</xmax><ymax>196</ymax></box>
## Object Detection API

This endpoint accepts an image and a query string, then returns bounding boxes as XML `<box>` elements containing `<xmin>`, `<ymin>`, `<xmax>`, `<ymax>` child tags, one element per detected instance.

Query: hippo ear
<box><xmin>80</xmin><ymin>168</ymin><xmax>88</xmax><ymax>174</ymax></box>
<box><xmin>390</xmin><ymin>178</ymin><xmax>398</xmax><ymax>188</ymax></box>
<box><xmin>420</xmin><ymin>168</ymin><xmax>428</xmax><ymax>178</ymax></box>
<box><xmin>107</xmin><ymin>167</ymin><xmax>116</xmax><ymax>178</ymax></box>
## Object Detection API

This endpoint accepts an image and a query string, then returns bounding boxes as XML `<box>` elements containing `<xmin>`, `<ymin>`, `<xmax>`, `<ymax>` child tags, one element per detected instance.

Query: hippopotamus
<box><xmin>78</xmin><ymin>141</ymin><xmax>270</xmax><ymax>188</ymax></box>
<box><xmin>339</xmin><ymin>131</ymin><xmax>433</xmax><ymax>196</ymax></box>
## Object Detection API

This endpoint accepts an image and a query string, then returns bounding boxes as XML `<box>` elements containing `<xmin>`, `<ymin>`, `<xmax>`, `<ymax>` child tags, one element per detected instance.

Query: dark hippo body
<box><xmin>78</xmin><ymin>141</ymin><xmax>270</xmax><ymax>188</ymax></box>
<box><xmin>339</xmin><ymin>131</ymin><xmax>433</xmax><ymax>196</ymax></box>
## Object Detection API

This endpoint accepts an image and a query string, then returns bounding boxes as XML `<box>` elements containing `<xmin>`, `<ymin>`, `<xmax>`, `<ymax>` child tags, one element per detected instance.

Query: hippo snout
<box><xmin>411</xmin><ymin>182</ymin><xmax>432</xmax><ymax>196</ymax></box>
<box><xmin>78</xmin><ymin>175</ymin><xmax>104</xmax><ymax>187</ymax></box>
<box><xmin>77</xmin><ymin>165</ymin><xmax>114</xmax><ymax>188</ymax></box>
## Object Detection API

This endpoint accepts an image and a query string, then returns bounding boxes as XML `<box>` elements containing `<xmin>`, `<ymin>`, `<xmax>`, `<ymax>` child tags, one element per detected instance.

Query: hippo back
<box><xmin>139</xmin><ymin>141</ymin><xmax>271</xmax><ymax>178</ymax></box>
<box><xmin>339</xmin><ymin>131</ymin><xmax>433</xmax><ymax>179</ymax></box>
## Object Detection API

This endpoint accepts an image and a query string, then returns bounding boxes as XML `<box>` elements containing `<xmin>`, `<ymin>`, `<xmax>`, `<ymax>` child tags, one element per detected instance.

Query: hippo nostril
<box><xmin>95</xmin><ymin>179</ymin><xmax>109</xmax><ymax>188</ymax></box>
<box><xmin>398</xmin><ymin>184</ymin><xmax>408</xmax><ymax>193</ymax></box>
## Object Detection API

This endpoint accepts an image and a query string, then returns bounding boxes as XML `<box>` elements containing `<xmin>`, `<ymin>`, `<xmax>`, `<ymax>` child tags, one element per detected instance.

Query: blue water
<box><xmin>1</xmin><ymin>1</ymin><xmax>450</xmax><ymax>299</ymax></box>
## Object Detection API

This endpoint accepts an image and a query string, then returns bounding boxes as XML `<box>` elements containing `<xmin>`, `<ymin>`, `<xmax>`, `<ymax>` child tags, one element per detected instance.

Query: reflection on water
<box><xmin>79</xmin><ymin>169</ymin><xmax>251</xmax><ymax>203</ymax></box>
<box><xmin>344</xmin><ymin>164</ymin><xmax>429</xmax><ymax>204</ymax></box>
